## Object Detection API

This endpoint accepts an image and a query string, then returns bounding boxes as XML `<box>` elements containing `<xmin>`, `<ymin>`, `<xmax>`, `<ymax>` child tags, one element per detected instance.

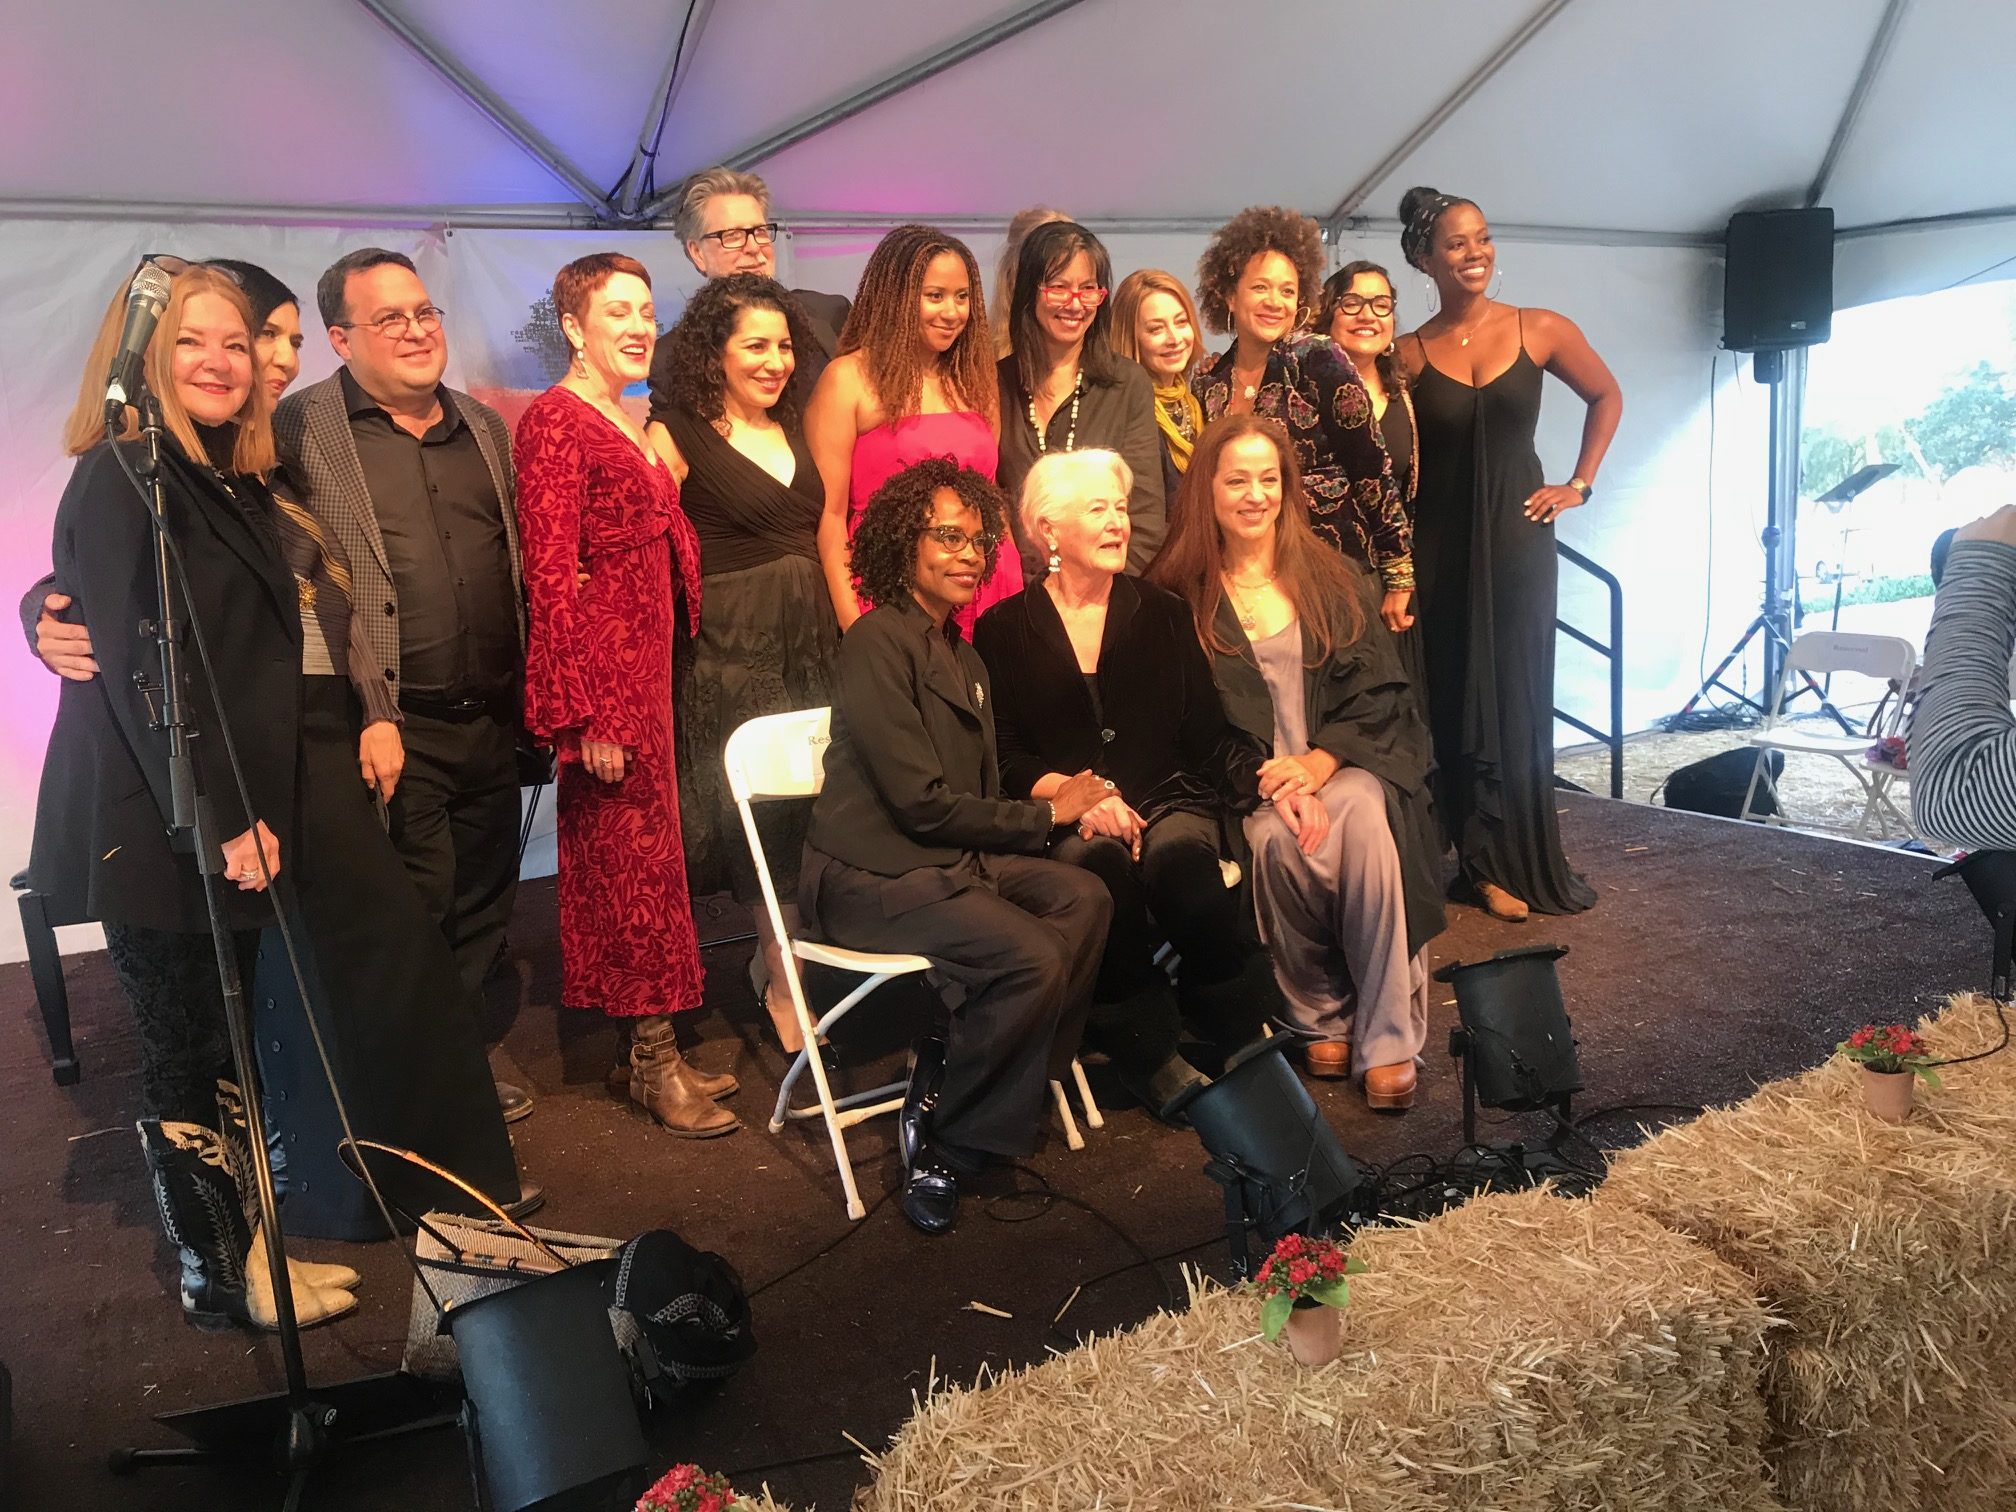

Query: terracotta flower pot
<box><xmin>1860</xmin><ymin>1065</ymin><xmax>1914</xmax><ymax>1123</ymax></box>
<box><xmin>1284</xmin><ymin>1299</ymin><xmax>1343</xmax><ymax>1367</ymax></box>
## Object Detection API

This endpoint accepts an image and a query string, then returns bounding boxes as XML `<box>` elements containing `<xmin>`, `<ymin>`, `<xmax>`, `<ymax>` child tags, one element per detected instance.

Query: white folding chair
<box><xmin>1739</xmin><ymin>631</ymin><xmax>1918</xmax><ymax>840</ymax></box>
<box><xmin>726</xmin><ymin>708</ymin><xmax>925</xmax><ymax>1220</ymax></box>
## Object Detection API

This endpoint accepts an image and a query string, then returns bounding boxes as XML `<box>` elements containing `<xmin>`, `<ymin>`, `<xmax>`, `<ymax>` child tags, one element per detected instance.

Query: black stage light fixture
<box><xmin>448</xmin><ymin>1258</ymin><xmax>650</xmax><ymax>1512</ymax></box>
<box><xmin>1166</xmin><ymin>1036</ymin><xmax>1370</xmax><ymax>1276</ymax></box>
<box><xmin>1434</xmin><ymin>945</ymin><xmax>1582</xmax><ymax>1145</ymax></box>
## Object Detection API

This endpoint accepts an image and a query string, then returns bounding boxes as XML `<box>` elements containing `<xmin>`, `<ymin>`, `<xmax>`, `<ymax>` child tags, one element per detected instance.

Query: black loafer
<box><xmin>497</xmin><ymin>1081</ymin><xmax>534</xmax><ymax>1124</ymax></box>
<box><xmin>900</xmin><ymin>1155</ymin><xmax>959</xmax><ymax>1236</ymax></box>
<box><xmin>898</xmin><ymin>1036</ymin><xmax>947</xmax><ymax>1172</ymax></box>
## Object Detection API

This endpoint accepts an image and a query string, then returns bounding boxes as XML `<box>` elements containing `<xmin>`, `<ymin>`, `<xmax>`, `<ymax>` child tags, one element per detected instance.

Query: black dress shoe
<box><xmin>900</xmin><ymin>1152</ymin><xmax>959</xmax><ymax>1235</ymax></box>
<box><xmin>898</xmin><ymin>1035</ymin><xmax>947</xmax><ymax>1172</ymax></box>
<box><xmin>501</xmin><ymin>1182</ymin><xmax>545</xmax><ymax>1220</ymax></box>
<box><xmin>497</xmin><ymin>1081</ymin><xmax>534</xmax><ymax>1124</ymax></box>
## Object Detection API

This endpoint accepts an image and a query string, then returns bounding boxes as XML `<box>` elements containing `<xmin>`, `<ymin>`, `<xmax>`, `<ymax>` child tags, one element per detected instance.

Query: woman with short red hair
<box><xmin>516</xmin><ymin>253</ymin><xmax>739</xmax><ymax>1139</ymax></box>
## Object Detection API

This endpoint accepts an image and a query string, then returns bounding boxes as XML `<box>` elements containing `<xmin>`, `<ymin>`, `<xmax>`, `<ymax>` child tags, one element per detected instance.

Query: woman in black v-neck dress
<box><xmin>1398</xmin><ymin>187</ymin><xmax>1622</xmax><ymax>920</ymax></box>
<box><xmin>648</xmin><ymin>275</ymin><xmax>838</xmax><ymax>1049</ymax></box>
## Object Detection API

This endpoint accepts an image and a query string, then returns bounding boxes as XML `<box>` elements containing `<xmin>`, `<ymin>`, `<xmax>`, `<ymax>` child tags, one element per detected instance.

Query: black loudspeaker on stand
<box><xmin>1674</xmin><ymin>207</ymin><xmax>1851</xmax><ymax>734</ymax></box>
<box><xmin>104</xmin><ymin>395</ymin><xmax>458</xmax><ymax>1507</ymax></box>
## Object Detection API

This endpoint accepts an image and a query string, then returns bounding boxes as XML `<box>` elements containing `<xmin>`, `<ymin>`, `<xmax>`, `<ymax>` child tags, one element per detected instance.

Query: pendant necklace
<box><xmin>1030</xmin><ymin>370</ymin><xmax>1083</xmax><ymax>453</ymax></box>
<box><xmin>1453</xmin><ymin>299</ymin><xmax>1493</xmax><ymax>348</ymax></box>
<box><xmin>1223</xmin><ymin>569</ymin><xmax>1277</xmax><ymax>632</ymax></box>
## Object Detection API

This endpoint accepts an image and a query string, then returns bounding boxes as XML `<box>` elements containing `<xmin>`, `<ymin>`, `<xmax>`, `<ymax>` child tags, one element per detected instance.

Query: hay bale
<box><xmin>859</xmin><ymin>1189</ymin><xmax>1777</xmax><ymax>1511</ymax></box>
<box><xmin>1598</xmin><ymin>992</ymin><xmax>2016</xmax><ymax>1511</ymax></box>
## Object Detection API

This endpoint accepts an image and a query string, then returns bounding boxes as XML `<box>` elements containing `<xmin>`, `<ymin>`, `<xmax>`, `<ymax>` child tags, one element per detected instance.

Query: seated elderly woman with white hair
<box><xmin>973</xmin><ymin>448</ymin><xmax>1281</xmax><ymax>1114</ymax></box>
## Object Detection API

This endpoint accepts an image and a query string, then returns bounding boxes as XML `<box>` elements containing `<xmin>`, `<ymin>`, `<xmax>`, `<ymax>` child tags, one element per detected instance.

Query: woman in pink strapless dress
<box><xmin>808</xmin><ymin>224</ymin><xmax>1018</xmax><ymax>634</ymax></box>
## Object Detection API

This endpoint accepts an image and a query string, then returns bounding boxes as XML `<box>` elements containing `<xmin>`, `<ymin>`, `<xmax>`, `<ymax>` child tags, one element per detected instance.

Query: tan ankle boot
<box><xmin>630</xmin><ymin>1018</ymin><xmax>741</xmax><ymax>1138</ymax></box>
<box><xmin>1477</xmin><ymin>882</ymin><xmax>1530</xmax><ymax>922</ymax></box>
<box><xmin>245</xmin><ymin>1225</ymin><xmax>359</xmax><ymax>1329</ymax></box>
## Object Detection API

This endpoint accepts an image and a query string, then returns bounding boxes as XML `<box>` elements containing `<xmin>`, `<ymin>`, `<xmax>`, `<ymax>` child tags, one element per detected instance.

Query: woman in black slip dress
<box><xmin>1395</xmin><ymin>187</ymin><xmax>1623</xmax><ymax>923</ymax></box>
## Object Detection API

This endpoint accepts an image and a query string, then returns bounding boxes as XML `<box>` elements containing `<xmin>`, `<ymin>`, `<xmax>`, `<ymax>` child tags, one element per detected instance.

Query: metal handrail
<box><xmin>1555</xmin><ymin>542</ymin><xmax>1624</xmax><ymax>800</ymax></box>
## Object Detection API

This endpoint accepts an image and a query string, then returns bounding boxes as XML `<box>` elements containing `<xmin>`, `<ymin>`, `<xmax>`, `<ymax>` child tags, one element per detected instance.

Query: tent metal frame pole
<box><xmin>639</xmin><ymin>0</ymin><xmax>1092</xmax><ymax>218</ymax></box>
<box><xmin>351</xmin><ymin>0</ymin><xmax>613</xmax><ymax>214</ymax></box>
<box><xmin>1807</xmin><ymin>0</ymin><xmax>1914</xmax><ymax>208</ymax></box>
<box><xmin>1836</xmin><ymin>203</ymin><xmax>2016</xmax><ymax>239</ymax></box>
<box><xmin>614</xmin><ymin>0</ymin><xmax>720</xmax><ymax>220</ymax></box>
<box><xmin>1323</xmin><ymin>0</ymin><xmax>1578</xmax><ymax>237</ymax></box>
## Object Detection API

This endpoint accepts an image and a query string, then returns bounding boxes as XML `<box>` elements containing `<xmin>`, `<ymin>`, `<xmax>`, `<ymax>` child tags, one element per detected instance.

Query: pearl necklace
<box><xmin>1030</xmin><ymin>370</ymin><xmax>1083</xmax><ymax>454</ymax></box>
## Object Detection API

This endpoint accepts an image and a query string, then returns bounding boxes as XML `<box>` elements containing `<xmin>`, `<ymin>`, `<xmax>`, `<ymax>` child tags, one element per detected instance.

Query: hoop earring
<box><xmin>1422</xmin><ymin>280</ymin><xmax>1441</xmax><ymax>318</ymax></box>
<box><xmin>1292</xmin><ymin>303</ymin><xmax>1312</xmax><ymax>335</ymax></box>
<box><xmin>1488</xmin><ymin>266</ymin><xmax>1504</xmax><ymax>301</ymax></box>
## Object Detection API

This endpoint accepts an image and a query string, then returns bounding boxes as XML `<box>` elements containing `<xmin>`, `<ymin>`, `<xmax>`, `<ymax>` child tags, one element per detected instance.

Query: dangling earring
<box><xmin>1046</xmin><ymin>546</ymin><xmax>1062</xmax><ymax>574</ymax></box>
<box><xmin>571</xmin><ymin>344</ymin><xmax>587</xmax><ymax>374</ymax></box>
<box><xmin>1292</xmin><ymin>303</ymin><xmax>1312</xmax><ymax>335</ymax></box>
<box><xmin>1488</xmin><ymin>266</ymin><xmax>1505</xmax><ymax>301</ymax></box>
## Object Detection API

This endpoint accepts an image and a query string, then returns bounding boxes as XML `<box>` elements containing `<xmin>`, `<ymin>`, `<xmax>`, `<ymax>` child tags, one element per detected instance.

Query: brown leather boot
<box><xmin>1477</xmin><ymin>882</ymin><xmax>1529</xmax><ymax>922</ymax></box>
<box><xmin>629</xmin><ymin>1018</ymin><xmax>740</xmax><ymax>1138</ymax></box>
<box><xmin>1363</xmin><ymin>1061</ymin><xmax>1418</xmax><ymax>1111</ymax></box>
<box><xmin>608</xmin><ymin>1030</ymin><xmax>739</xmax><ymax>1102</ymax></box>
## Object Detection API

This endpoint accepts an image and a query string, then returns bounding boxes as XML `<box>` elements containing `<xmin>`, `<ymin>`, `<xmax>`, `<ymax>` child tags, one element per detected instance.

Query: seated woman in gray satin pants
<box><xmin>800</xmin><ymin>458</ymin><xmax>1112</xmax><ymax>1234</ymax></box>
<box><xmin>1149</xmin><ymin>414</ymin><xmax>1446</xmax><ymax>1111</ymax></box>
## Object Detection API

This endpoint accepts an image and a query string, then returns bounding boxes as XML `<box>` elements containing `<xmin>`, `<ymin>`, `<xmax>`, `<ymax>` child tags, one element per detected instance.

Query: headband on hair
<box><xmin>1401</xmin><ymin>194</ymin><xmax>1462</xmax><ymax>271</ymax></box>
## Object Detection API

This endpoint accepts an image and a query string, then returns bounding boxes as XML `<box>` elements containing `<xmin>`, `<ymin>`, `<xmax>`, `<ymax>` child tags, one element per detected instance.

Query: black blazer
<box><xmin>1205</xmin><ymin>583</ymin><xmax>1446</xmax><ymax>955</ymax></box>
<box><xmin>28</xmin><ymin>438</ymin><xmax>303</xmax><ymax>934</ymax></box>
<box><xmin>806</xmin><ymin>598</ymin><xmax>1051</xmax><ymax>880</ymax></box>
<box><xmin>973</xmin><ymin>575</ymin><xmax>1260</xmax><ymax>827</ymax></box>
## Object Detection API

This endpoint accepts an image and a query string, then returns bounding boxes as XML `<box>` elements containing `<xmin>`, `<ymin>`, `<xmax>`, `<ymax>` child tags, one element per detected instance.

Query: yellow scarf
<box><xmin>1153</xmin><ymin>381</ymin><xmax>1202</xmax><ymax>473</ymax></box>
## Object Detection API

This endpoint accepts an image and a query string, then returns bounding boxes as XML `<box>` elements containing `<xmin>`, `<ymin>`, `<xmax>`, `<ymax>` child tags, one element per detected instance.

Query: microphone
<box><xmin>104</xmin><ymin>261</ymin><xmax>176</xmax><ymax>423</ymax></box>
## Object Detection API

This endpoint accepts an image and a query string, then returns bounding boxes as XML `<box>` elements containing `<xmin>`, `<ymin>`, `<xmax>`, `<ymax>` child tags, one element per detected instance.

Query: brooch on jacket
<box><xmin>973</xmin><ymin>682</ymin><xmax>985</xmax><ymax>710</ymax></box>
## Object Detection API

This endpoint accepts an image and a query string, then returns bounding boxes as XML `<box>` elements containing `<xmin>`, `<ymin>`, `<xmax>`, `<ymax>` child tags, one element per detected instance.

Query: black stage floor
<box><xmin>0</xmin><ymin>794</ymin><xmax>1990</xmax><ymax>1511</ymax></box>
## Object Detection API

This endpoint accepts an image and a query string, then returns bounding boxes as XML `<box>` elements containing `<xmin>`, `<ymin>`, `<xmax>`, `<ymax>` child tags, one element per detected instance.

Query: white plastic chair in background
<box><xmin>1739</xmin><ymin>631</ymin><xmax>1919</xmax><ymax>840</ymax></box>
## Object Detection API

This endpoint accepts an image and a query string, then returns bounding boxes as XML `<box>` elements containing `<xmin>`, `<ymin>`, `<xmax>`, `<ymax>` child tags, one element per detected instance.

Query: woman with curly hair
<box><xmin>806</xmin><ymin>225</ymin><xmax>1009</xmax><ymax>633</ymax></box>
<box><xmin>995</xmin><ymin>220</ymin><xmax>1165</xmax><ymax>576</ymax></box>
<box><xmin>1110</xmin><ymin>269</ymin><xmax>1206</xmax><ymax>513</ymax></box>
<box><xmin>1396</xmin><ymin>186</ymin><xmax>1620</xmax><ymax>920</ymax></box>
<box><xmin>801</xmin><ymin>457</ymin><xmax>1112</xmax><ymax>1234</ymax></box>
<box><xmin>1192</xmin><ymin>207</ymin><xmax>1413</xmax><ymax>634</ymax></box>
<box><xmin>645</xmin><ymin>273</ymin><xmax>836</xmax><ymax>1054</ymax></box>
<box><xmin>1149</xmin><ymin>415</ymin><xmax>1445</xmax><ymax>1105</ymax></box>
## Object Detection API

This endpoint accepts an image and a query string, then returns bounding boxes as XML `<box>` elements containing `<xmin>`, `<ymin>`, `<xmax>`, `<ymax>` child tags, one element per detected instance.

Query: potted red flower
<box><xmin>637</xmin><ymin>1463</ymin><xmax>755</xmax><ymax>1512</ymax></box>
<box><xmin>1837</xmin><ymin>1022</ymin><xmax>1941</xmax><ymax>1122</ymax></box>
<box><xmin>1251</xmin><ymin>1232</ymin><xmax>1366</xmax><ymax>1367</ymax></box>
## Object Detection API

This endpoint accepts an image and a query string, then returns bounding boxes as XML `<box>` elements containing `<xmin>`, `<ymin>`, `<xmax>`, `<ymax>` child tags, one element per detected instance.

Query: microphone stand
<box><xmin>107</xmin><ymin>395</ymin><xmax>457</xmax><ymax>1509</ymax></box>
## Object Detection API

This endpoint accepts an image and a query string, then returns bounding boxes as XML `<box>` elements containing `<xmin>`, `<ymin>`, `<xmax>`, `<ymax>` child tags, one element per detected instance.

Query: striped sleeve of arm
<box><xmin>1909</xmin><ymin>540</ymin><xmax>2016</xmax><ymax>848</ymax></box>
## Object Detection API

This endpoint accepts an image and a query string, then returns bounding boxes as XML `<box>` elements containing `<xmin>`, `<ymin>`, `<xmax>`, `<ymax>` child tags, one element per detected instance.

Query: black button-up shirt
<box><xmin>340</xmin><ymin>368</ymin><xmax>518</xmax><ymax>701</ymax></box>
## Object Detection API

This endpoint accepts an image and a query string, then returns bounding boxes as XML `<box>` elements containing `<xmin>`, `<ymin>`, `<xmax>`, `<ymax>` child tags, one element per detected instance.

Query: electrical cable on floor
<box><xmin>1925</xmin><ymin>990</ymin><xmax>2011</xmax><ymax>1068</ymax></box>
<box><xmin>746</xmin><ymin>1187</ymin><xmax>896</xmax><ymax>1300</ymax></box>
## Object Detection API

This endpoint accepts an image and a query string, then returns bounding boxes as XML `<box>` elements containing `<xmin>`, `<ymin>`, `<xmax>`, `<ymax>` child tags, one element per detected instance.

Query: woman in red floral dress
<box><xmin>515</xmin><ymin>253</ymin><xmax>739</xmax><ymax>1138</ymax></box>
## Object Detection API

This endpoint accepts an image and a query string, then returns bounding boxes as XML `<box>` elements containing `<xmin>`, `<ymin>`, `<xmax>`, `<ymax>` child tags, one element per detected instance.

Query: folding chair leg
<box><xmin>1051</xmin><ymin>1079</ymin><xmax>1084</xmax><ymax>1151</ymax></box>
<box><xmin>1069</xmin><ymin>1058</ymin><xmax>1103</xmax><ymax>1129</ymax></box>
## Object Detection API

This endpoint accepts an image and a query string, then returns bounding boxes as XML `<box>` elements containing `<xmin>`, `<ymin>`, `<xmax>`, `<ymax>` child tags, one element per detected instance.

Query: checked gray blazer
<box><xmin>272</xmin><ymin>373</ymin><xmax>525</xmax><ymax>694</ymax></box>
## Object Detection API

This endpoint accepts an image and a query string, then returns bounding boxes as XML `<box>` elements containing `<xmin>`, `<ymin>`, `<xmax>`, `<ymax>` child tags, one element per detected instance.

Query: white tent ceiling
<box><xmin>7</xmin><ymin>0</ymin><xmax>2015</xmax><ymax>272</ymax></box>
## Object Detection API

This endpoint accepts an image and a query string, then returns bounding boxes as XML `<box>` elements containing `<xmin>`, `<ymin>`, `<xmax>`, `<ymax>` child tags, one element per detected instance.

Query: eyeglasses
<box><xmin>1334</xmin><ymin>293</ymin><xmax>1396</xmax><ymax>319</ymax></box>
<box><xmin>1039</xmin><ymin>284</ymin><xmax>1108</xmax><ymax>310</ymax></box>
<box><xmin>700</xmin><ymin>223</ymin><xmax>781</xmax><ymax>251</ymax></box>
<box><xmin>336</xmin><ymin>306</ymin><xmax>446</xmax><ymax>338</ymax></box>
<box><xmin>921</xmin><ymin>524</ymin><xmax>1002</xmax><ymax>555</ymax></box>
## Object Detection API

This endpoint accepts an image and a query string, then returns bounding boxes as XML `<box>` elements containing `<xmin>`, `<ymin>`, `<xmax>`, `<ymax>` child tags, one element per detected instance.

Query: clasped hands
<box><xmin>1259</xmin><ymin>750</ymin><xmax>1336</xmax><ymax>857</ymax></box>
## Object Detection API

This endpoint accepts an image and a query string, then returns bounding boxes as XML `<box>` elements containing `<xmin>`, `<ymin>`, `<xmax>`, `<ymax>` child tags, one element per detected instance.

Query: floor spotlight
<box><xmin>1434</xmin><ymin>945</ymin><xmax>1583</xmax><ymax>1145</ymax></box>
<box><xmin>1166</xmin><ymin>1036</ymin><xmax>1369</xmax><ymax>1277</ymax></box>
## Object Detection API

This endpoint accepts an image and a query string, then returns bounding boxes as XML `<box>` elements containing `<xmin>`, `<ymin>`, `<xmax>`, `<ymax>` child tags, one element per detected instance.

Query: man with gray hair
<box><xmin>662</xmin><ymin>165</ymin><xmax>851</xmax><ymax>384</ymax></box>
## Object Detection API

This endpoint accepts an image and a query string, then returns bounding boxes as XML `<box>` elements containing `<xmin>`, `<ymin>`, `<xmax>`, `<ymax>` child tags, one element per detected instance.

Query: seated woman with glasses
<box><xmin>800</xmin><ymin>457</ymin><xmax>1112</xmax><ymax>1235</ymax></box>
<box><xmin>807</xmin><ymin>225</ymin><xmax>1008</xmax><ymax>634</ymax></box>
<box><xmin>994</xmin><ymin>220</ymin><xmax>1165</xmax><ymax>577</ymax></box>
<box><xmin>1148</xmin><ymin>415</ymin><xmax>1446</xmax><ymax>1107</ymax></box>
<box><xmin>975</xmin><ymin>449</ymin><xmax>1279</xmax><ymax>1116</ymax></box>
<box><xmin>1193</xmin><ymin>207</ymin><xmax>1414</xmax><ymax>637</ymax></box>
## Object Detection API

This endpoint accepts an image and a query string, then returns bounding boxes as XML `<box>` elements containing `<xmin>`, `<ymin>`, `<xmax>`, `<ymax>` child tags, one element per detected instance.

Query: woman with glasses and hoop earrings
<box><xmin>806</xmin><ymin>224</ymin><xmax>1007</xmax><ymax>634</ymax></box>
<box><xmin>1396</xmin><ymin>186</ymin><xmax>1621</xmax><ymax>922</ymax></box>
<box><xmin>994</xmin><ymin>220</ymin><xmax>1166</xmax><ymax>578</ymax></box>
<box><xmin>1193</xmin><ymin>207</ymin><xmax>1413</xmax><ymax>637</ymax></box>
<box><xmin>1319</xmin><ymin>261</ymin><xmax>1429</xmax><ymax>704</ymax></box>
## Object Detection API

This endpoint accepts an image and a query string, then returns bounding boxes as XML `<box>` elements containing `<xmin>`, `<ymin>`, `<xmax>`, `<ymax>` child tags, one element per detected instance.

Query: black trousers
<box><xmin>102</xmin><ymin>923</ymin><xmax>256</xmax><ymax>1126</ymax></box>
<box><xmin>801</xmin><ymin>849</ymin><xmax>1111</xmax><ymax>1158</ymax></box>
<box><xmin>387</xmin><ymin>707</ymin><xmax>521</xmax><ymax>1000</ymax></box>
